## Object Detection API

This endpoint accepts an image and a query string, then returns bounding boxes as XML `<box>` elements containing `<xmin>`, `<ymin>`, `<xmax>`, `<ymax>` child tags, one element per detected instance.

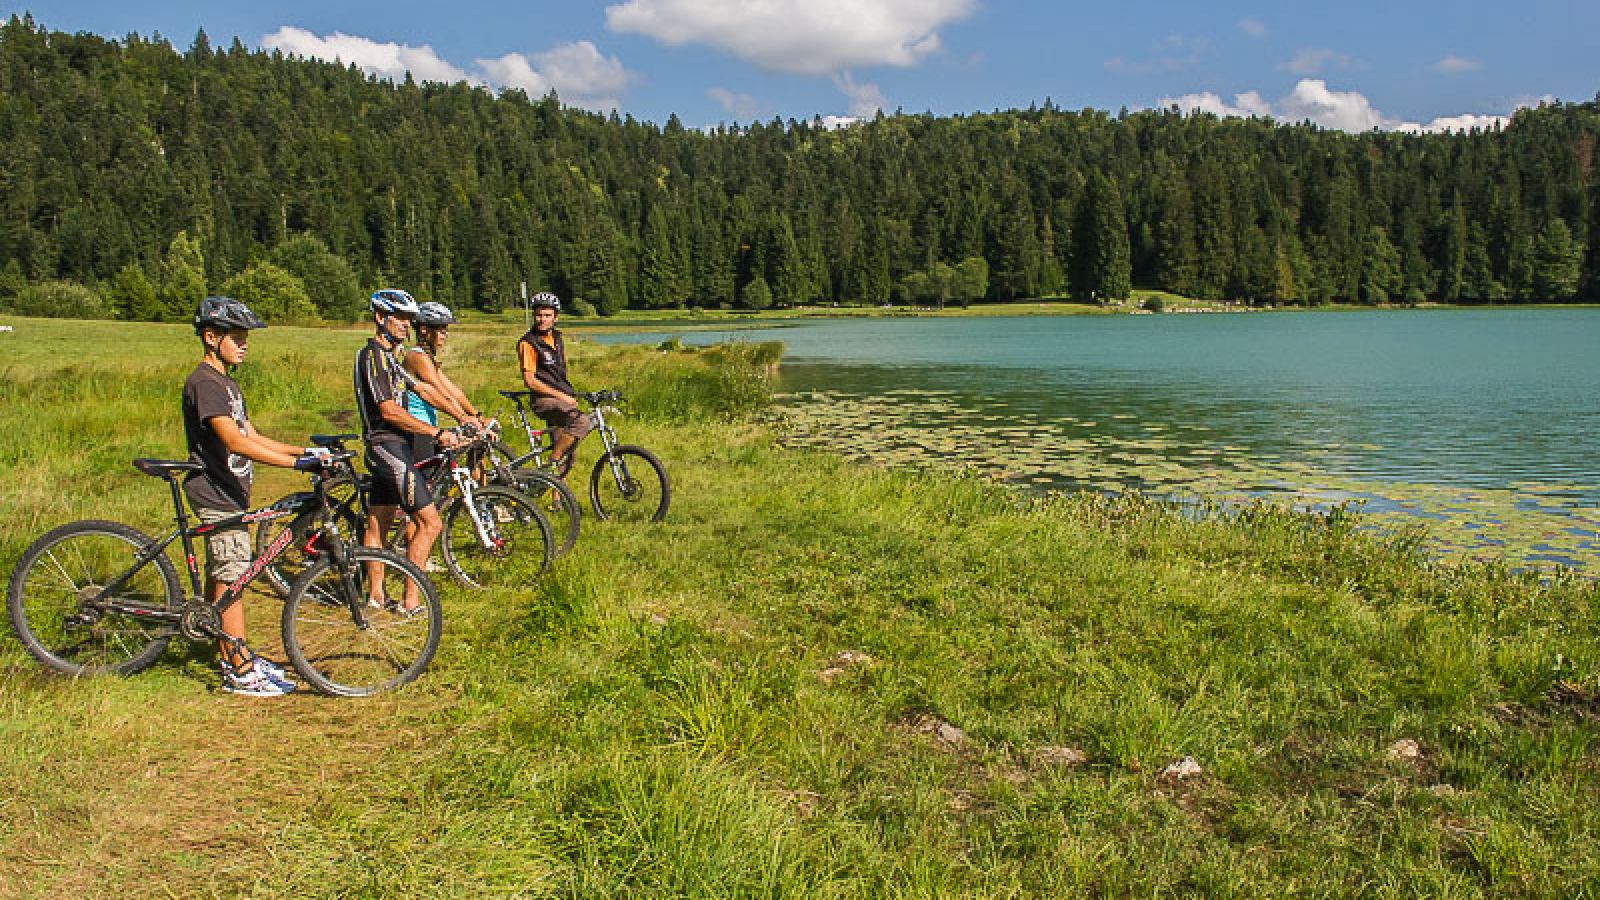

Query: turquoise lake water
<box><xmin>593</xmin><ymin>309</ymin><xmax>1600</xmax><ymax>569</ymax></box>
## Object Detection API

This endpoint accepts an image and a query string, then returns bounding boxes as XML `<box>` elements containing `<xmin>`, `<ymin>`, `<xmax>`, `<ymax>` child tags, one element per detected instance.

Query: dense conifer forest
<box><xmin>1</xmin><ymin>14</ymin><xmax>1597</xmax><ymax>321</ymax></box>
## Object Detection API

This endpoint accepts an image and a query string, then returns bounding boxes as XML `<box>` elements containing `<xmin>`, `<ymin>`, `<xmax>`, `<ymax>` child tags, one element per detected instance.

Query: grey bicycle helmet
<box><xmin>416</xmin><ymin>301</ymin><xmax>457</xmax><ymax>327</ymax></box>
<box><xmin>193</xmin><ymin>296</ymin><xmax>267</xmax><ymax>334</ymax></box>
<box><xmin>370</xmin><ymin>288</ymin><xmax>420</xmax><ymax>316</ymax></box>
<box><xmin>529</xmin><ymin>291</ymin><xmax>561</xmax><ymax>311</ymax></box>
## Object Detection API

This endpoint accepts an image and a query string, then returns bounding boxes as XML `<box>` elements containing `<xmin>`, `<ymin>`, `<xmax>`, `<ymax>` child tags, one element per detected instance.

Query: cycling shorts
<box><xmin>365</xmin><ymin>440</ymin><xmax>434</xmax><ymax>514</ymax></box>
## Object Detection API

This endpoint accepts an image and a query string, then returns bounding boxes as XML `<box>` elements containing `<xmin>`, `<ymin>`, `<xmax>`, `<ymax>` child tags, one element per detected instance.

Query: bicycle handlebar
<box><xmin>497</xmin><ymin>388</ymin><xmax>626</xmax><ymax>407</ymax></box>
<box><xmin>577</xmin><ymin>389</ymin><xmax>625</xmax><ymax>406</ymax></box>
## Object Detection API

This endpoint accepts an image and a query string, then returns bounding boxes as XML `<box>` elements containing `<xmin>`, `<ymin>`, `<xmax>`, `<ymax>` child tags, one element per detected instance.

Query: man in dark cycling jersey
<box><xmin>355</xmin><ymin>288</ymin><xmax>458</xmax><ymax>612</ymax></box>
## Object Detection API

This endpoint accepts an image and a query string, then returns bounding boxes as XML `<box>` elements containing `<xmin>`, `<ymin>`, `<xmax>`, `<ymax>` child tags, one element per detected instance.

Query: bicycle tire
<box><xmin>280</xmin><ymin>546</ymin><xmax>441</xmax><ymax>697</ymax></box>
<box><xmin>7</xmin><ymin>520</ymin><xmax>181</xmax><ymax>676</ymax></box>
<box><xmin>485</xmin><ymin>437</ymin><xmax>541</xmax><ymax>476</ymax></box>
<box><xmin>589</xmin><ymin>445</ymin><xmax>671</xmax><ymax>524</ymax></box>
<box><xmin>503</xmin><ymin>468</ymin><xmax>580</xmax><ymax>559</ymax></box>
<box><xmin>257</xmin><ymin>475</ymin><xmax>363</xmax><ymax>599</ymax></box>
<box><xmin>440</xmin><ymin>485</ymin><xmax>554</xmax><ymax>589</ymax></box>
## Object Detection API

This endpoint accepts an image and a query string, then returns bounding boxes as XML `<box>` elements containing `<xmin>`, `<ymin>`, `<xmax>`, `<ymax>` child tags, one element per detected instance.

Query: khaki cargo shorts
<box><xmin>196</xmin><ymin>507</ymin><xmax>251</xmax><ymax>582</ymax></box>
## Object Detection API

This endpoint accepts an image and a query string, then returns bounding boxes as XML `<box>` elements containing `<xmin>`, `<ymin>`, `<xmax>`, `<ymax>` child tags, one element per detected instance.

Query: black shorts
<box><xmin>410</xmin><ymin>432</ymin><xmax>441</xmax><ymax>466</ymax></box>
<box><xmin>365</xmin><ymin>440</ymin><xmax>434</xmax><ymax>514</ymax></box>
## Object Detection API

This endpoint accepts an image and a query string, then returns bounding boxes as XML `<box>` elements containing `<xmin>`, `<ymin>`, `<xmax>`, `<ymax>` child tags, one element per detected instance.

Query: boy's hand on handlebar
<box><xmin>437</xmin><ymin>428</ymin><xmax>462</xmax><ymax>449</ymax></box>
<box><xmin>293</xmin><ymin>451</ymin><xmax>328</xmax><ymax>471</ymax></box>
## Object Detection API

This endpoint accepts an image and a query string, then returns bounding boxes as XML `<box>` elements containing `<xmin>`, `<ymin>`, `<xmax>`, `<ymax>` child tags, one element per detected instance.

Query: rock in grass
<box><xmin>817</xmin><ymin>649</ymin><xmax>875</xmax><ymax>683</ymax></box>
<box><xmin>1387</xmin><ymin>738</ymin><xmax>1422</xmax><ymax>761</ymax></box>
<box><xmin>1160</xmin><ymin>756</ymin><xmax>1203</xmax><ymax>780</ymax></box>
<box><xmin>935</xmin><ymin>722</ymin><xmax>966</xmax><ymax>745</ymax></box>
<box><xmin>1034</xmin><ymin>746</ymin><xmax>1088</xmax><ymax>767</ymax></box>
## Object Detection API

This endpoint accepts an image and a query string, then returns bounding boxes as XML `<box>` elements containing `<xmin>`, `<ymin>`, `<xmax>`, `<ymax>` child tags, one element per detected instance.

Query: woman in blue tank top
<box><xmin>401</xmin><ymin>302</ymin><xmax>484</xmax><ymax>460</ymax></box>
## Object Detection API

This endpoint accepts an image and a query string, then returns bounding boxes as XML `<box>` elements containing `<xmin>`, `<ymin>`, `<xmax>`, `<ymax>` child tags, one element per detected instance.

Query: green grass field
<box><xmin>1</xmin><ymin>317</ymin><xmax>1597</xmax><ymax>898</ymax></box>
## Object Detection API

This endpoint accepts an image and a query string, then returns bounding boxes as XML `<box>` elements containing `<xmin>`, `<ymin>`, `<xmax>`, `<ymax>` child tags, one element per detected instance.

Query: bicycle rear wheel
<box><xmin>280</xmin><ymin>546</ymin><xmax>441</xmax><ymax>697</ymax></box>
<box><xmin>503</xmin><ymin>468</ymin><xmax>580</xmax><ymax>559</ymax></box>
<box><xmin>590</xmin><ymin>445</ymin><xmax>670</xmax><ymax>524</ymax></box>
<box><xmin>7</xmin><ymin>520</ymin><xmax>181</xmax><ymax>676</ymax></box>
<box><xmin>440</xmin><ymin>485</ymin><xmax>554</xmax><ymax>589</ymax></box>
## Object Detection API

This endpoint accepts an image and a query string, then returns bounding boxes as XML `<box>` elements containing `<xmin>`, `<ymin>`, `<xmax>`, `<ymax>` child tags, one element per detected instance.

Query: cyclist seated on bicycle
<box><xmin>356</xmin><ymin>289</ymin><xmax>461</xmax><ymax>611</ymax></box>
<box><xmin>185</xmin><ymin>296</ymin><xmax>320</xmax><ymax>697</ymax></box>
<box><xmin>517</xmin><ymin>291</ymin><xmax>592</xmax><ymax>476</ymax></box>
<box><xmin>402</xmin><ymin>301</ymin><xmax>486</xmax><ymax>462</ymax></box>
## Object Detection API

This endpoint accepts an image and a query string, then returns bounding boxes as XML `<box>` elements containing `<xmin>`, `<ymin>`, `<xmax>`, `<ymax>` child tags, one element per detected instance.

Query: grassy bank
<box><xmin>1</xmin><ymin>317</ymin><xmax>1598</xmax><ymax>898</ymax></box>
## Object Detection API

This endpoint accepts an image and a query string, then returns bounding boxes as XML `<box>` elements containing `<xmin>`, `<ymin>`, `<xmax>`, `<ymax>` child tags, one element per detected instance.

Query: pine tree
<box><xmin>158</xmin><ymin>231</ymin><xmax>207</xmax><ymax>322</ymax></box>
<box><xmin>1532</xmin><ymin>218</ymin><xmax>1583</xmax><ymax>300</ymax></box>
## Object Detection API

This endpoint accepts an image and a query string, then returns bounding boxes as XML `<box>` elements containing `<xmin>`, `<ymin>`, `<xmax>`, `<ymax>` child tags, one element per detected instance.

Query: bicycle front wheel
<box><xmin>257</xmin><ymin>475</ymin><xmax>363</xmax><ymax>599</ymax></box>
<box><xmin>281</xmin><ymin>547</ymin><xmax>441</xmax><ymax>697</ymax></box>
<box><xmin>504</xmin><ymin>468</ymin><xmax>580</xmax><ymax>559</ymax></box>
<box><xmin>440</xmin><ymin>485</ymin><xmax>554</xmax><ymax>589</ymax></box>
<box><xmin>7</xmin><ymin>520</ymin><xmax>181</xmax><ymax>676</ymax></box>
<box><xmin>589</xmin><ymin>445</ymin><xmax>670</xmax><ymax>524</ymax></box>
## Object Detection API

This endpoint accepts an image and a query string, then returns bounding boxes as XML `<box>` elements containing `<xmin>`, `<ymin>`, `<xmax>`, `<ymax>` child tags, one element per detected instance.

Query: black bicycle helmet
<box><xmin>529</xmin><ymin>291</ymin><xmax>561</xmax><ymax>311</ymax></box>
<box><xmin>193</xmin><ymin>296</ymin><xmax>267</xmax><ymax>334</ymax></box>
<box><xmin>416</xmin><ymin>301</ymin><xmax>457</xmax><ymax>327</ymax></box>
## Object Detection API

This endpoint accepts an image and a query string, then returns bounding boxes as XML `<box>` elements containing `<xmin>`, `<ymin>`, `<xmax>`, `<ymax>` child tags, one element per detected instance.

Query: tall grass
<box><xmin>1</xmin><ymin>316</ymin><xmax>1598</xmax><ymax>897</ymax></box>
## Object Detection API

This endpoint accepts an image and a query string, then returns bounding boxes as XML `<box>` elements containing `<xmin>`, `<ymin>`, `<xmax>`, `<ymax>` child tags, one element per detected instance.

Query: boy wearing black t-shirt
<box><xmin>184</xmin><ymin>297</ymin><xmax>317</xmax><ymax>697</ymax></box>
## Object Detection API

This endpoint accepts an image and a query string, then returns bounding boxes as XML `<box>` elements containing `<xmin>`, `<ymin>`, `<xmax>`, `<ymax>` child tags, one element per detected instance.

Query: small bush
<box><xmin>3</xmin><ymin>280</ymin><xmax>110</xmax><ymax>319</ymax></box>
<box><xmin>221</xmin><ymin>261</ymin><xmax>317</xmax><ymax>324</ymax></box>
<box><xmin>1142</xmin><ymin>295</ymin><xmax>1165</xmax><ymax>313</ymax></box>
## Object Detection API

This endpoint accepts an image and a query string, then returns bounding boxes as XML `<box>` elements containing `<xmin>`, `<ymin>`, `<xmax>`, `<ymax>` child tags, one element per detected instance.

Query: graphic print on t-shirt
<box><xmin>226</xmin><ymin>389</ymin><xmax>251</xmax><ymax>481</ymax></box>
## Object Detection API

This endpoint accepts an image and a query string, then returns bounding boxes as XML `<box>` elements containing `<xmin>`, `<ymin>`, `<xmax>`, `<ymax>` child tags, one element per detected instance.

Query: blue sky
<box><xmin>7</xmin><ymin>1</ymin><xmax>1597</xmax><ymax>131</ymax></box>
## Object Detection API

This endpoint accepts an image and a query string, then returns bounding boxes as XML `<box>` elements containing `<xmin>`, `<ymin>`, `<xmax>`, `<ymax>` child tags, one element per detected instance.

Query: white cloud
<box><xmin>479</xmin><ymin>41</ymin><xmax>633</xmax><ymax>110</ymax></box>
<box><xmin>476</xmin><ymin>53</ymin><xmax>550</xmax><ymax>96</ymax></box>
<box><xmin>604</xmin><ymin>0</ymin><xmax>977</xmax><ymax>76</ymax></box>
<box><xmin>708</xmin><ymin>86</ymin><xmax>761</xmax><ymax>120</ymax></box>
<box><xmin>1161</xmin><ymin>79</ymin><xmax>1514</xmax><ymax>133</ymax></box>
<box><xmin>262</xmin><ymin>26</ymin><xmax>475</xmax><ymax>85</ymax></box>
<box><xmin>1279</xmin><ymin>47</ymin><xmax>1360</xmax><ymax>76</ymax></box>
<box><xmin>1239</xmin><ymin>18</ymin><xmax>1267</xmax><ymax>38</ymax></box>
<box><xmin>1432</xmin><ymin>54</ymin><xmax>1481</xmax><ymax>75</ymax></box>
<box><xmin>263</xmin><ymin>27</ymin><xmax>633</xmax><ymax>111</ymax></box>
<box><xmin>1275</xmin><ymin>79</ymin><xmax>1386</xmax><ymax>130</ymax></box>
<box><xmin>834</xmin><ymin>72</ymin><xmax>889</xmax><ymax>118</ymax></box>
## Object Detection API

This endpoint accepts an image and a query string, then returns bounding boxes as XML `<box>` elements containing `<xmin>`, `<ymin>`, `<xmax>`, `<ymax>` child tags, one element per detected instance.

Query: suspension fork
<box><xmin>320</xmin><ymin>516</ymin><xmax>371</xmax><ymax>628</ymax></box>
<box><xmin>453</xmin><ymin>466</ymin><xmax>499</xmax><ymax>550</ymax></box>
<box><xmin>296</xmin><ymin>496</ymin><xmax>370</xmax><ymax>629</ymax></box>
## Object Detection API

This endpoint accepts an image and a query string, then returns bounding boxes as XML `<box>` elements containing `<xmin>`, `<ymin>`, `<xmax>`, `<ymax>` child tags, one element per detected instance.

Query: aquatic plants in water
<box><xmin>768</xmin><ymin>389</ymin><xmax>1600</xmax><ymax>572</ymax></box>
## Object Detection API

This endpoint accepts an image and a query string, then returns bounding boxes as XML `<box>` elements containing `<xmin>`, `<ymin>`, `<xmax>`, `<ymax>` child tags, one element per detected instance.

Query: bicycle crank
<box><xmin>178</xmin><ymin>603</ymin><xmax>222</xmax><ymax>641</ymax></box>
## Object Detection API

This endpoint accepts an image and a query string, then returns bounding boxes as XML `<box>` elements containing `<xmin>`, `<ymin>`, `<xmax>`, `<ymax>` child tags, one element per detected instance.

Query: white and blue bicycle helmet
<box><xmin>369</xmin><ymin>288</ymin><xmax>420</xmax><ymax>316</ymax></box>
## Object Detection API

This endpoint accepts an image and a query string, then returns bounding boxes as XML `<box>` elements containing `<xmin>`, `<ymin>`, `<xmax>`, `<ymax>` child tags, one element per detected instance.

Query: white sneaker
<box><xmin>221</xmin><ymin>659</ymin><xmax>297</xmax><ymax>697</ymax></box>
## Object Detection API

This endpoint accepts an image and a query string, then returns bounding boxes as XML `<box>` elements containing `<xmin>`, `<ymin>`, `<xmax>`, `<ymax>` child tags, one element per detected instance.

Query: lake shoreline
<box><xmin>3</xmin><ymin>321</ymin><xmax>1600</xmax><ymax>894</ymax></box>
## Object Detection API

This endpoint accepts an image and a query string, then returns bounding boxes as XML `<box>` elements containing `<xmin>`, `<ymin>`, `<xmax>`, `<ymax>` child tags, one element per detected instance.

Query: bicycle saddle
<box><xmin>311</xmin><ymin>434</ymin><xmax>359</xmax><ymax>448</ymax></box>
<box><xmin>132</xmin><ymin>458</ymin><xmax>204</xmax><ymax>477</ymax></box>
<box><xmin>498</xmin><ymin>390</ymin><xmax>532</xmax><ymax>401</ymax></box>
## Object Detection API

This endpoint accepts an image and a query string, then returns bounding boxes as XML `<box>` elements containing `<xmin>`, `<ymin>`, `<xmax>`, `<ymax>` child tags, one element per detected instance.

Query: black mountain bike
<box><xmin>257</xmin><ymin>426</ymin><xmax>555</xmax><ymax>593</ymax></box>
<box><xmin>494</xmin><ymin>389</ymin><xmax>670</xmax><ymax>524</ymax></box>
<box><xmin>6</xmin><ymin>454</ymin><xmax>441</xmax><ymax>697</ymax></box>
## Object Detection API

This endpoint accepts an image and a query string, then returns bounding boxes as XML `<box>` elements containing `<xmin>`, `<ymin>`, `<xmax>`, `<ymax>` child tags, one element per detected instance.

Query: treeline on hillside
<box><xmin>2</xmin><ymin>14</ymin><xmax>1598</xmax><ymax>323</ymax></box>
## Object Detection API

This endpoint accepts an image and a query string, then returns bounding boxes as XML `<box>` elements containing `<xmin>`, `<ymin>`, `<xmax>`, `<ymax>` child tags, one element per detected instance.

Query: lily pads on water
<box><xmin>767</xmin><ymin>389</ymin><xmax>1600</xmax><ymax>573</ymax></box>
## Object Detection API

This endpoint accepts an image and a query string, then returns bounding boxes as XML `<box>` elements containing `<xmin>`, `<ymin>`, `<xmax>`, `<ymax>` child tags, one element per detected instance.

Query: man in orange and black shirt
<box><xmin>518</xmin><ymin>292</ymin><xmax>593</xmax><ymax>475</ymax></box>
